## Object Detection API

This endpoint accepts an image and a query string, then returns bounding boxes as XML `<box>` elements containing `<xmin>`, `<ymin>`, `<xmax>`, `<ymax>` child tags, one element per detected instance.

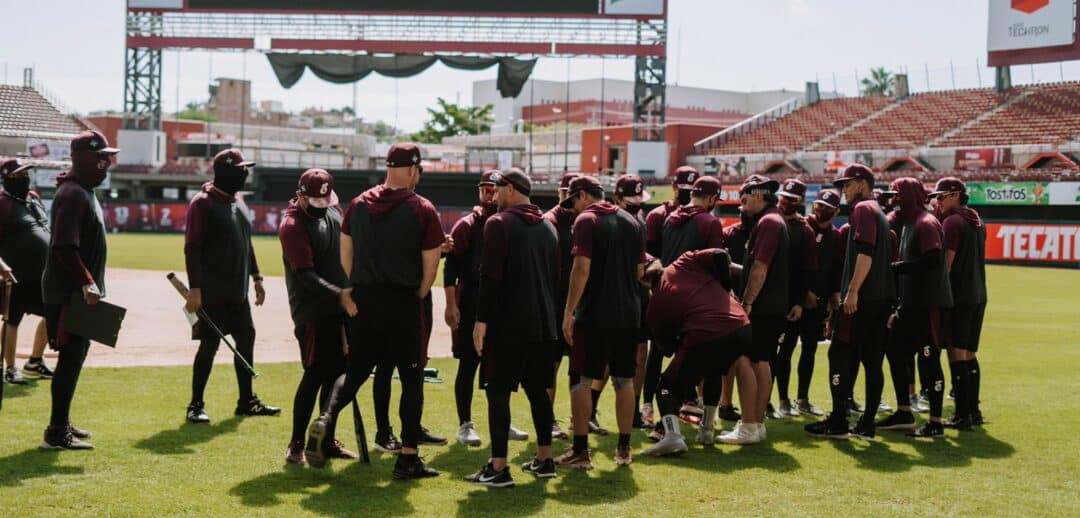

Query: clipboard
<box><xmin>63</xmin><ymin>293</ymin><xmax>126</xmax><ymax>347</ymax></box>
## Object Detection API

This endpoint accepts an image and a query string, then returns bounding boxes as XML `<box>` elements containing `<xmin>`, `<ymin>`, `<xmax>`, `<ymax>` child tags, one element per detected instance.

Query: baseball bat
<box><xmin>351</xmin><ymin>397</ymin><xmax>370</xmax><ymax>463</ymax></box>
<box><xmin>166</xmin><ymin>273</ymin><xmax>258</xmax><ymax>378</ymax></box>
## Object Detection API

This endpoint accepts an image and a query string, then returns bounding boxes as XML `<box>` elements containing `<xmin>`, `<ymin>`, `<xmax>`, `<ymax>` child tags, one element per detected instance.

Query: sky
<box><xmin>1</xmin><ymin>0</ymin><xmax>1078</xmax><ymax>132</ymax></box>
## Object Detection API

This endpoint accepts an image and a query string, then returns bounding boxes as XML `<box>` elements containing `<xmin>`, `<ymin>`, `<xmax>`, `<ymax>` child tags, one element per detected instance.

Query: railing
<box><xmin>692</xmin><ymin>97</ymin><xmax>802</xmax><ymax>154</ymax></box>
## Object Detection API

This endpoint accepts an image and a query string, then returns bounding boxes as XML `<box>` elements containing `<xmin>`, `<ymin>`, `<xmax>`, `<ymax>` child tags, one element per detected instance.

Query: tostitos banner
<box><xmin>986</xmin><ymin>223</ymin><xmax>1080</xmax><ymax>263</ymax></box>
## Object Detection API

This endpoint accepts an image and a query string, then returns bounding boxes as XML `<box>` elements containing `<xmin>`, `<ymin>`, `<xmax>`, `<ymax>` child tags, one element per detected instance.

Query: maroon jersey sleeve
<box><xmin>415</xmin><ymin>198</ymin><xmax>445</xmax><ymax>251</ymax></box>
<box><xmin>943</xmin><ymin>214</ymin><xmax>965</xmax><ymax>252</ymax></box>
<box><xmin>278</xmin><ymin>214</ymin><xmax>314</xmax><ymax>271</ymax></box>
<box><xmin>750</xmin><ymin>216</ymin><xmax>782</xmax><ymax>265</ymax></box>
<box><xmin>449</xmin><ymin>213</ymin><xmax>473</xmax><ymax>258</ymax></box>
<box><xmin>801</xmin><ymin>224</ymin><xmax>818</xmax><ymax>271</ymax></box>
<box><xmin>850</xmin><ymin>203</ymin><xmax>878</xmax><ymax>247</ymax></box>
<box><xmin>479</xmin><ymin>216</ymin><xmax>508</xmax><ymax>281</ymax></box>
<box><xmin>51</xmin><ymin>189</ymin><xmax>89</xmax><ymax>249</ymax></box>
<box><xmin>697</xmin><ymin>214</ymin><xmax>727</xmax><ymax>249</ymax></box>
<box><xmin>916</xmin><ymin>216</ymin><xmax>944</xmax><ymax>254</ymax></box>
<box><xmin>645</xmin><ymin>207</ymin><xmax>665</xmax><ymax>246</ymax></box>
<box><xmin>340</xmin><ymin>200</ymin><xmax>357</xmax><ymax>236</ymax></box>
<box><xmin>571</xmin><ymin>212</ymin><xmax>598</xmax><ymax>259</ymax></box>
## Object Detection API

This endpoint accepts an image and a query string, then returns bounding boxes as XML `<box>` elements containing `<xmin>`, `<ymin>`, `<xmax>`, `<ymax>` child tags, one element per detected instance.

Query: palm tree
<box><xmin>861</xmin><ymin>67</ymin><xmax>893</xmax><ymax>96</ymax></box>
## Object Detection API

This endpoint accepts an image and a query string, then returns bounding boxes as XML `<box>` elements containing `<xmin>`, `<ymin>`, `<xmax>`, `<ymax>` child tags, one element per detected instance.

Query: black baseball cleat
<box><xmin>943</xmin><ymin>415</ymin><xmax>974</xmax><ymax>431</ymax></box>
<box><xmin>875</xmin><ymin>411</ymin><xmax>916</xmax><ymax>431</ymax></box>
<box><xmin>375</xmin><ymin>428</ymin><xmax>403</xmax><ymax>453</ymax></box>
<box><xmin>236</xmin><ymin>395</ymin><xmax>281</xmax><ymax>417</ymax></box>
<box><xmin>186</xmin><ymin>401</ymin><xmax>210</xmax><ymax>424</ymax></box>
<box><xmin>68</xmin><ymin>425</ymin><xmax>92</xmax><ymax>439</ymax></box>
<box><xmin>849</xmin><ymin>420</ymin><xmax>876</xmax><ymax>441</ymax></box>
<box><xmin>466</xmin><ymin>462</ymin><xmax>515</xmax><ymax>488</ymax></box>
<box><xmin>40</xmin><ymin>426</ymin><xmax>94</xmax><ymax>451</ymax></box>
<box><xmin>718</xmin><ymin>404</ymin><xmax>741</xmax><ymax>422</ymax></box>
<box><xmin>305</xmin><ymin>415</ymin><xmax>331</xmax><ymax>469</ymax></box>
<box><xmin>417</xmin><ymin>426</ymin><xmax>448</xmax><ymax>446</ymax></box>
<box><xmin>393</xmin><ymin>455</ymin><xmax>439</xmax><ymax>480</ymax></box>
<box><xmin>972</xmin><ymin>410</ymin><xmax>985</xmax><ymax>426</ymax></box>
<box><xmin>907</xmin><ymin>421</ymin><xmax>945</xmax><ymax>438</ymax></box>
<box><xmin>804</xmin><ymin>415</ymin><xmax>850</xmax><ymax>440</ymax></box>
<box><xmin>22</xmin><ymin>360</ymin><xmax>54</xmax><ymax>379</ymax></box>
<box><xmin>521</xmin><ymin>457</ymin><xmax>557</xmax><ymax>479</ymax></box>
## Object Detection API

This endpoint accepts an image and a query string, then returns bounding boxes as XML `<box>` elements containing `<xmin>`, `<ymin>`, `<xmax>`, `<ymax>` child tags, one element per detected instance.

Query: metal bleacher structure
<box><xmin>691</xmin><ymin>82</ymin><xmax>1080</xmax><ymax>184</ymax></box>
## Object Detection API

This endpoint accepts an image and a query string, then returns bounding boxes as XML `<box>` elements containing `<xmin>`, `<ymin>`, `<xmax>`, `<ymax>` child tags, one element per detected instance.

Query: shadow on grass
<box><xmin>0</xmin><ymin>381</ymin><xmax>36</xmax><ymax>403</ymax></box>
<box><xmin>133</xmin><ymin>416</ymin><xmax>241</xmax><ymax>455</ymax></box>
<box><xmin>230</xmin><ymin>458</ymin><xmax>418</xmax><ymax>516</ymax></box>
<box><xmin>828</xmin><ymin>426</ymin><xmax>1016</xmax><ymax>472</ymax></box>
<box><xmin>0</xmin><ymin>449</ymin><xmax>85</xmax><ymax>488</ymax></box>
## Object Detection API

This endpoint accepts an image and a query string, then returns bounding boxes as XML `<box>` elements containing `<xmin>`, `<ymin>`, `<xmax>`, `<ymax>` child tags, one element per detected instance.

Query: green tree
<box><xmin>410</xmin><ymin>98</ymin><xmax>494</xmax><ymax>144</ymax></box>
<box><xmin>172</xmin><ymin>101</ymin><xmax>217</xmax><ymax>122</ymax></box>
<box><xmin>861</xmin><ymin>67</ymin><xmax>893</xmax><ymax>96</ymax></box>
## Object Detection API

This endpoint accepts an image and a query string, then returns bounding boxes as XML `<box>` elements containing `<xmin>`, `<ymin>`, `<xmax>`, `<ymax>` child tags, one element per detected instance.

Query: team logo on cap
<box><xmin>635</xmin><ymin>183</ymin><xmax>643</xmax><ymax>194</ymax></box>
<box><xmin>225</xmin><ymin>157</ymin><xmax>234</xmax><ymax>165</ymax></box>
<box><xmin>688</xmin><ymin>172</ymin><xmax>697</xmax><ymax>182</ymax></box>
<box><xmin>319</xmin><ymin>183</ymin><xmax>329</xmax><ymax>195</ymax></box>
<box><xmin>785</xmin><ymin>181</ymin><xmax>796</xmax><ymax>191</ymax></box>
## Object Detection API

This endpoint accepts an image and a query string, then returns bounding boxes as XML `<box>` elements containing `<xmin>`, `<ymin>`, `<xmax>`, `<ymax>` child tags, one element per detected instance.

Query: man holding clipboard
<box><xmin>39</xmin><ymin>131</ymin><xmax>118</xmax><ymax>451</ymax></box>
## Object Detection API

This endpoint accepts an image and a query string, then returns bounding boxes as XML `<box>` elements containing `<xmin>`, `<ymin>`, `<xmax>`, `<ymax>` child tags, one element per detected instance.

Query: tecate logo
<box><xmin>996</xmin><ymin>225</ymin><xmax>1080</xmax><ymax>261</ymax></box>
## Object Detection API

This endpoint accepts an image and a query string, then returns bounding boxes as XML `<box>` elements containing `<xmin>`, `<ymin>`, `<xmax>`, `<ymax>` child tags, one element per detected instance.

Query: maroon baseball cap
<box><xmin>739</xmin><ymin>174</ymin><xmax>779</xmax><ymax>195</ymax></box>
<box><xmin>559</xmin><ymin>172</ymin><xmax>581</xmax><ymax>191</ymax></box>
<box><xmin>777</xmin><ymin>179</ymin><xmax>807</xmax><ymax>200</ymax></box>
<box><xmin>0</xmin><ymin>158</ymin><xmax>34</xmax><ymax>177</ymax></box>
<box><xmin>833</xmin><ymin>164</ymin><xmax>875</xmax><ymax>187</ymax></box>
<box><xmin>814</xmin><ymin>189</ymin><xmax>842</xmax><ymax>209</ymax></box>
<box><xmin>213</xmin><ymin>149</ymin><xmax>255</xmax><ymax>171</ymax></box>
<box><xmin>479</xmin><ymin>169</ymin><xmax>499</xmax><ymax>186</ymax></box>
<box><xmin>560</xmin><ymin>175</ymin><xmax>604</xmax><ymax>209</ymax></box>
<box><xmin>673</xmin><ymin>166</ymin><xmax>699</xmax><ymax>190</ymax></box>
<box><xmin>298</xmin><ymin>168</ymin><xmax>334</xmax><ymax>198</ymax></box>
<box><xmin>386</xmin><ymin>142</ymin><xmax>422</xmax><ymax>168</ymax></box>
<box><xmin>691</xmin><ymin>176</ymin><xmax>722</xmax><ymax>197</ymax></box>
<box><xmin>615</xmin><ymin>175</ymin><xmax>651</xmax><ymax>203</ymax></box>
<box><xmin>70</xmin><ymin>130</ymin><xmax>119</xmax><ymax>155</ymax></box>
<box><xmin>929</xmin><ymin>177</ymin><xmax>967</xmax><ymax>197</ymax></box>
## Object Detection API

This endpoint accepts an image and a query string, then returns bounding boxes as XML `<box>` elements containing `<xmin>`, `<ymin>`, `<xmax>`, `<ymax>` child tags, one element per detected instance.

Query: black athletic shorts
<box><xmin>798</xmin><ymin>307</ymin><xmax>828</xmax><ymax>343</ymax></box>
<box><xmin>294</xmin><ymin>315</ymin><xmax>347</xmax><ymax>371</ymax></box>
<box><xmin>7</xmin><ymin>283</ymin><xmax>44</xmax><ymax>327</ymax></box>
<box><xmin>834</xmin><ymin>301</ymin><xmax>891</xmax><ymax>355</ymax></box>
<box><xmin>570</xmin><ymin>326</ymin><xmax>638</xmax><ymax>381</ymax></box>
<box><xmin>950</xmin><ymin>304</ymin><xmax>985</xmax><ymax>352</ymax></box>
<box><xmin>662</xmin><ymin>326</ymin><xmax>751</xmax><ymax>386</ymax></box>
<box><xmin>892</xmin><ymin>307</ymin><xmax>950</xmax><ymax>354</ymax></box>
<box><xmin>482</xmin><ymin>341</ymin><xmax>556</xmax><ymax>392</ymax></box>
<box><xmin>749</xmin><ymin>315</ymin><xmax>785</xmax><ymax>363</ymax></box>
<box><xmin>346</xmin><ymin>286</ymin><xmax>424</xmax><ymax>372</ymax></box>
<box><xmin>193</xmin><ymin>301</ymin><xmax>254</xmax><ymax>340</ymax></box>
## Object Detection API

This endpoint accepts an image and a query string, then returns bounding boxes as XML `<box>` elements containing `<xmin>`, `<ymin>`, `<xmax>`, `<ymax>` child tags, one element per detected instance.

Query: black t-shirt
<box><xmin>185</xmin><ymin>190</ymin><xmax>254</xmax><ymax>304</ymax></box>
<box><xmin>943</xmin><ymin>211</ymin><xmax>987</xmax><ymax>306</ymax></box>
<box><xmin>444</xmin><ymin>206</ymin><xmax>491</xmax><ymax>309</ymax></box>
<box><xmin>841</xmin><ymin>199</ymin><xmax>894</xmax><ymax>304</ymax></box>
<box><xmin>279</xmin><ymin>201</ymin><xmax>349</xmax><ymax>326</ymax></box>
<box><xmin>342</xmin><ymin>185</ymin><xmax>444</xmax><ymax>289</ymax></box>
<box><xmin>744</xmin><ymin>206</ymin><xmax>790</xmax><ymax>317</ymax></box>
<box><xmin>660</xmin><ymin>205</ymin><xmax>726</xmax><ymax>267</ymax></box>
<box><xmin>807</xmin><ymin>215</ymin><xmax>842</xmax><ymax>299</ymax></box>
<box><xmin>571</xmin><ymin>202</ymin><xmax>644</xmax><ymax>329</ymax></box>
<box><xmin>42</xmin><ymin>181</ymin><xmax>107</xmax><ymax>304</ymax></box>
<box><xmin>477</xmin><ymin>204</ymin><xmax>559</xmax><ymax>345</ymax></box>
<box><xmin>0</xmin><ymin>191</ymin><xmax>50</xmax><ymax>299</ymax></box>
<box><xmin>543</xmin><ymin>205</ymin><xmax>577</xmax><ymax>313</ymax></box>
<box><xmin>898</xmin><ymin>211</ymin><xmax>954</xmax><ymax>310</ymax></box>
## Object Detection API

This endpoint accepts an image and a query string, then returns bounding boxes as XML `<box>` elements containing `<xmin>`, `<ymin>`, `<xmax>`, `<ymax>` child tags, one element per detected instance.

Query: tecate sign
<box><xmin>988</xmin><ymin>223</ymin><xmax>1080</xmax><ymax>262</ymax></box>
<box><xmin>987</xmin><ymin>0</ymin><xmax>1077</xmax><ymax>51</ymax></box>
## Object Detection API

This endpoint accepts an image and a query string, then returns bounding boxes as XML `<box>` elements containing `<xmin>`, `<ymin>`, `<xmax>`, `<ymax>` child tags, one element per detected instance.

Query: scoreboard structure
<box><xmin>124</xmin><ymin>0</ymin><xmax>668</xmax><ymax>142</ymax></box>
<box><xmin>987</xmin><ymin>0</ymin><xmax>1080</xmax><ymax>66</ymax></box>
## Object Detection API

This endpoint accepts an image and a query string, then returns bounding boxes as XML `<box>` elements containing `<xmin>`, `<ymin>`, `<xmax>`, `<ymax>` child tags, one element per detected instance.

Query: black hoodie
<box><xmin>477</xmin><ymin>204</ymin><xmax>559</xmax><ymax>345</ymax></box>
<box><xmin>661</xmin><ymin>204</ymin><xmax>726</xmax><ymax>266</ymax></box>
<box><xmin>942</xmin><ymin>205</ymin><xmax>987</xmax><ymax>305</ymax></box>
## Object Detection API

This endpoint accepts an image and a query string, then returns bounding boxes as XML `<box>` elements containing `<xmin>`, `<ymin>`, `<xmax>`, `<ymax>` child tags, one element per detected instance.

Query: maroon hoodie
<box><xmin>648</xmin><ymin>248</ymin><xmax>750</xmax><ymax>352</ymax></box>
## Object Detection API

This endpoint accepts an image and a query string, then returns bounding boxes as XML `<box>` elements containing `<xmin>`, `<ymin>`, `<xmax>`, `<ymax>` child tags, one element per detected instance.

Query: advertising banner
<box><xmin>955</xmin><ymin>148</ymin><xmax>1013</xmax><ymax>170</ymax></box>
<box><xmin>1048</xmin><ymin>182</ymin><xmax>1080</xmax><ymax>205</ymax></box>
<box><xmin>967</xmin><ymin>182</ymin><xmax>1049</xmax><ymax>205</ymax></box>
<box><xmin>987</xmin><ymin>0</ymin><xmax>1076</xmax><ymax>51</ymax></box>
<box><xmin>986</xmin><ymin>223</ymin><xmax>1080</xmax><ymax>263</ymax></box>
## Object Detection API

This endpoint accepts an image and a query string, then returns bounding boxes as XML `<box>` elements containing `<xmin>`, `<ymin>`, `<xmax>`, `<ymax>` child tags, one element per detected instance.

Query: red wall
<box><xmin>580</xmin><ymin>123</ymin><xmax>722</xmax><ymax>177</ymax></box>
<box><xmin>87</xmin><ymin>115</ymin><xmax>207</xmax><ymax>163</ymax></box>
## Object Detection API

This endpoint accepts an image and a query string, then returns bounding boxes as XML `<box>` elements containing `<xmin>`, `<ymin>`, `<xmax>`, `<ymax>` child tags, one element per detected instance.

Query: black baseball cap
<box><xmin>739</xmin><ymin>174</ymin><xmax>779</xmax><ymax>195</ymax></box>
<box><xmin>560</xmin><ymin>175</ymin><xmax>604</xmax><ymax>209</ymax></box>
<box><xmin>493</xmin><ymin>168</ymin><xmax>531</xmax><ymax>196</ymax></box>
<box><xmin>928</xmin><ymin>177</ymin><xmax>967</xmax><ymax>198</ymax></box>
<box><xmin>0</xmin><ymin>158</ymin><xmax>34</xmax><ymax>177</ymax></box>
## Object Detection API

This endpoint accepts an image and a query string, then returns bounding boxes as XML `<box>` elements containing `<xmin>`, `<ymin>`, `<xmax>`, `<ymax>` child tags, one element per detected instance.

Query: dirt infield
<box><xmin>9</xmin><ymin>269</ymin><xmax>453</xmax><ymax>368</ymax></box>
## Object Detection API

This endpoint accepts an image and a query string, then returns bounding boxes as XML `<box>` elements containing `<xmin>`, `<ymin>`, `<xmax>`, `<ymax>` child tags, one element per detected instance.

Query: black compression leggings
<box><xmin>291</xmin><ymin>366</ymin><xmax>338</xmax><ymax>442</ymax></box>
<box><xmin>373</xmin><ymin>360</ymin><xmax>393</xmax><ymax>432</ymax></box>
<box><xmin>642</xmin><ymin>345</ymin><xmax>664</xmax><ymax>406</ymax></box>
<box><xmin>50</xmin><ymin>338</ymin><xmax>90</xmax><ymax>427</ymax></box>
<box><xmin>917</xmin><ymin>345</ymin><xmax>945</xmax><ymax>418</ymax></box>
<box><xmin>486</xmin><ymin>384</ymin><xmax>553</xmax><ymax>459</ymax></box>
<box><xmin>191</xmin><ymin>327</ymin><xmax>255</xmax><ymax>404</ymax></box>
<box><xmin>776</xmin><ymin>326</ymin><xmax>820</xmax><ymax>402</ymax></box>
<box><xmin>455</xmin><ymin>354</ymin><xmax>481</xmax><ymax>424</ymax></box>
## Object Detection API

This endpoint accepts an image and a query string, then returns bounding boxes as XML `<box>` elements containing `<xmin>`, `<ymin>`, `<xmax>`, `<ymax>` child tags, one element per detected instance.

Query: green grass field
<box><xmin>1</xmin><ymin>235</ymin><xmax>1078</xmax><ymax>515</ymax></box>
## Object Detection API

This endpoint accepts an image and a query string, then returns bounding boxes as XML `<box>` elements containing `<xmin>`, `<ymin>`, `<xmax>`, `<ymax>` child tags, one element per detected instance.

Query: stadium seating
<box><xmin>706</xmin><ymin>96</ymin><xmax>892</xmax><ymax>155</ymax></box>
<box><xmin>0</xmin><ymin>85</ymin><xmax>86</xmax><ymax>137</ymax></box>
<box><xmin>934</xmin><ymin>82</ymin><xmax>1080</xmax><ymax>148</ymax></box>
<box><xmin>809</xmin><ymin>89</ymin><xmax>1007</xmax><ymax>151</ymax></box>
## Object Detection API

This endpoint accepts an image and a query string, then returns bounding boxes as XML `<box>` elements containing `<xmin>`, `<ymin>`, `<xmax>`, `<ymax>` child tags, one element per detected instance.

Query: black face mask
<box><xmin>481</xmin><ymin>201</ymin><xmax>498</xmax><ymax>215</ymax></box>
<box><xmin>303</xmin><ymin>204</ymin><xmax>328</xmax><ymax>219</ymax></box>
<box><xmin>677</xmin><ymin>190</ymin><xmax>692</xmax><ymax>206</ymax></box>
<box><xmin>214</xmin><ymin>168</ymin><xmax>249</xmax><ymax>196</ymax></box>
<box><xmin>624</xmin><ymin>204</ymin><xmax>641</xmax><ymax>214</ymax></box>
<box><xmin>3</xmin><ymin>176</ymin><xmax>30</xmax><ymax>199</ymax></box>
<box><xmin>740</xmin><ymin>209</ymin><xmax>754</xmax><ymax>227</ymax></box>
